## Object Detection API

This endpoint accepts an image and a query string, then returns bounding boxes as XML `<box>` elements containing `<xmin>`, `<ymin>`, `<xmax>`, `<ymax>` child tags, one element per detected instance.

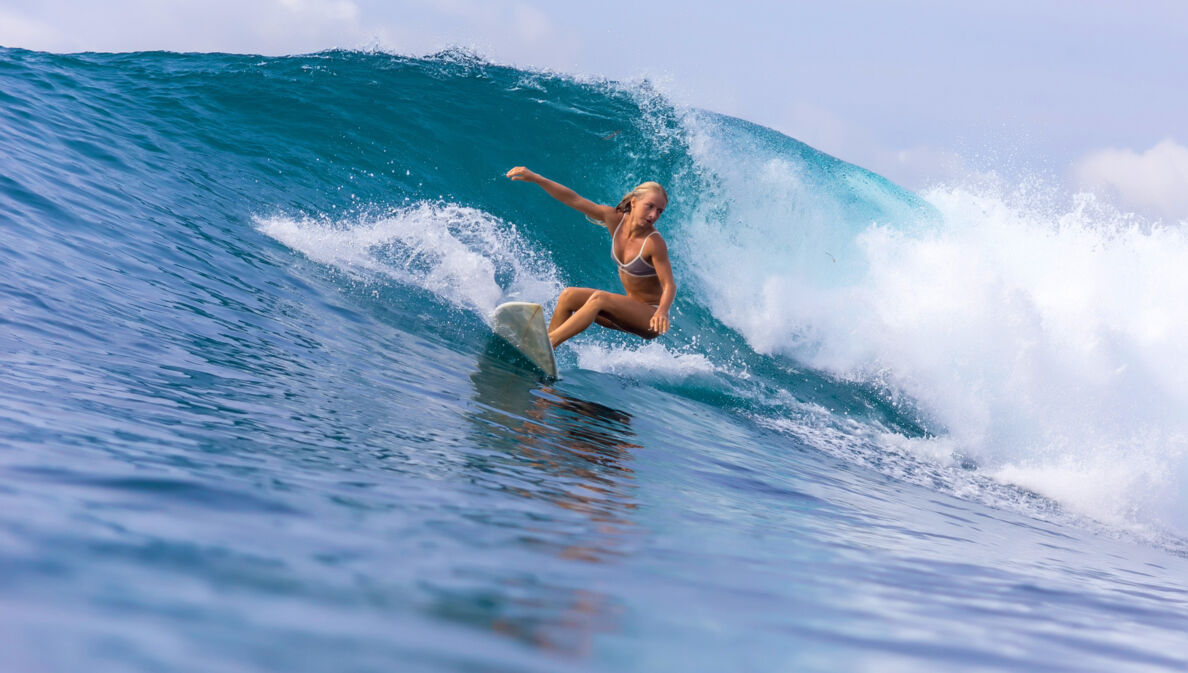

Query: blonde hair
<box><xmin>615</xmin><ymin>181</ymin><xmax>669</xmax><ymax>214</ymax></box>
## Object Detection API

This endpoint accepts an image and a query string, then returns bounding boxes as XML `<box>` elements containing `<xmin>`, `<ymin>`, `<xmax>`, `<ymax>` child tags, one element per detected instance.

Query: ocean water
<box><xmin>2</xmin><ymin>47</ymin><xmax>1187</xmax><ymax>672</ymax></box>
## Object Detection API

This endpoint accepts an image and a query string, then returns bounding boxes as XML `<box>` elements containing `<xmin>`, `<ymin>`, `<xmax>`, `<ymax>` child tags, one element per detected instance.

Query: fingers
<box><xmin>650</xmin><ymin>313</ymin><xmax>670</xmax><ymax>334</ymax></box>
<box><xmin>505</xmin><ymin>166</ymin><xmax>530</xmax><ymax>181</ymax></box>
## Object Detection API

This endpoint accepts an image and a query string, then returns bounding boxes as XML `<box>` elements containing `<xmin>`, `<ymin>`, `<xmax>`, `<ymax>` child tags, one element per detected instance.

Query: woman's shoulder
<box><xmin>643</xmin><ymin>229</ymin><xmax>668</xmax><ymax>255</ymax></box>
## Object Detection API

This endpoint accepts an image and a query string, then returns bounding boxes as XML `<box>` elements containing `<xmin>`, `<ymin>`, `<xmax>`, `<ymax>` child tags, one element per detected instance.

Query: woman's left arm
<box><xmin>648</xmin><ymin>237</ymin><xmax>677</xmax><ymax>335</ymax></box>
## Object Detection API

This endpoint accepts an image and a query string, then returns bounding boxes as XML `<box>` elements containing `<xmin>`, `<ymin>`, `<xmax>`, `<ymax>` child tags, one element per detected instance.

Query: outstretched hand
<box><xmin>649</xmin><ymin>309</ymin><xmax>670</xmax><ymax>335</ymax></box>
<box><xmin>506</xmin><ymin>166</ymin><xmax>538</xmax><ymax>182</ymax></box>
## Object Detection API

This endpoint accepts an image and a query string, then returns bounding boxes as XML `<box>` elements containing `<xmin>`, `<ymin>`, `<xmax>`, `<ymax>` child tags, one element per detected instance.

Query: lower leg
<box><xmin>549</xmin><ymin>287</ymin><xmax>592</xmax><ymax>332</ymax></box>
<box><xmin>548</xmin><ymin>306</ymin><xmax>573</xmax><ymax>333</ymax></box>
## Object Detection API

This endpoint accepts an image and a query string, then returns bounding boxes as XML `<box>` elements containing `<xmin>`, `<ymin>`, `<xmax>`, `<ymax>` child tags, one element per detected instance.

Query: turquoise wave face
<box><xmin>0</xmin><ymin>47</ymin><xmax>933</xmax><ymax>431</ymax></box>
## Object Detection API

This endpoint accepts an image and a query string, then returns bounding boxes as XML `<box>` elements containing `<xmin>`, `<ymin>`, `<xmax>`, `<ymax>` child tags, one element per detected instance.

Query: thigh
<box><xmin>595</xmin><ymin>293</ymin><xmax>660</xmax><ymax>338</ymax></box>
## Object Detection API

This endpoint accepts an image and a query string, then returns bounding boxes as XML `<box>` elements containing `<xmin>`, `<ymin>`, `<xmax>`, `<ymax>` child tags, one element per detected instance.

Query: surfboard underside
<box><xmin>490</xmin><ymin>301</ymin><xmax>557</xmax><ymax>378</ymax></box>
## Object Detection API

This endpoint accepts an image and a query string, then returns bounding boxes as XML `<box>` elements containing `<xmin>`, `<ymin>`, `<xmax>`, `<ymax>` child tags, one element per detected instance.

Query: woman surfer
<box><xmin>506</xmin><ymin>167</ymin><xmax>676</xmax><ymax>348</ymax></box>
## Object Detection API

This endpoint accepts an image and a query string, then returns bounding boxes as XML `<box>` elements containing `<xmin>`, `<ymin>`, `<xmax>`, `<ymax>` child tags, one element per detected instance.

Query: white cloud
<box><xmin>1073</xmin><ymin>139</ymin><xmax>1188</xmax><ymax>221</ymax></box>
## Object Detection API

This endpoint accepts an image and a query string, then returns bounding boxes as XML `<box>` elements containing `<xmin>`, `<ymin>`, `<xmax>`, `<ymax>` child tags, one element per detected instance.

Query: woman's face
<box><xmin>632</xmin><ymin>191</ymin><xmax>667</xmax><ymax>226</ymax></box>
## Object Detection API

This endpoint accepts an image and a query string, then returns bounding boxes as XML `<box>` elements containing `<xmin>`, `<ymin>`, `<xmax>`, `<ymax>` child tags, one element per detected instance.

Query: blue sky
<box><xmin>3</xmin><ymin>0</ymin><xmax>1186</xmax><ymax>217</ymax></box>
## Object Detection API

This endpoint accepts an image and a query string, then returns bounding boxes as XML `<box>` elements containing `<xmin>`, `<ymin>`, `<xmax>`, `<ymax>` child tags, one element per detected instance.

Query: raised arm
<box><xmin>506</xmin><ymin>166</ymin><xmax>618</xmax><ymax>229</ymax></box>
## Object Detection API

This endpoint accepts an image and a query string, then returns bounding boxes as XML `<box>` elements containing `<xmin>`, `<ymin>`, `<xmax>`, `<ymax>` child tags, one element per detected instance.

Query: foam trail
<box><xmin>256</xmin><ymin>202</ymin><xmax>562</xmax><ymax>316</ymax></box>
<box><xmin>574</xmin><ymin>342</ymin><xmax>720</xmax><ymax>381</ymax></box>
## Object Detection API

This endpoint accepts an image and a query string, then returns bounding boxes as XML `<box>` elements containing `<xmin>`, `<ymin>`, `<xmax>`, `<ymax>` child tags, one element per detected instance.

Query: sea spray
<box><xmin>256</xmin><ymin>202</ymin><xmax>563</xmax><ymax>316</ymax></box>
<box><xmin>683</xmin><ymin>152</ymin><xmax>1188</xmax><ymax>536</ymax></box>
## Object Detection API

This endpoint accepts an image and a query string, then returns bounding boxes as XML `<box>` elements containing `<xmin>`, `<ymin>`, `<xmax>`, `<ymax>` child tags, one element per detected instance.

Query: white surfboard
<box><xmin>490</xmin><ymin>301</ymin><xmax>557</xmax><ymax>379</ymax></box>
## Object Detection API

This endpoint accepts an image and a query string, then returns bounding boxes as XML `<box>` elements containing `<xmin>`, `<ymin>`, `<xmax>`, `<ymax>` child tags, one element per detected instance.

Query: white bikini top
<box><xmin>610</xmin><ymin>215</ymin><xmax>659</xmax><ymax>277</ymax></box>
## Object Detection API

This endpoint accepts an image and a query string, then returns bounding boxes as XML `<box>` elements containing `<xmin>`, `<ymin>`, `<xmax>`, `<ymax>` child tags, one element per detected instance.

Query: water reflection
<box><xmin>425</xmin><ymin>339</ymin><xmax>642</xmax><ymax>656</ymax></box>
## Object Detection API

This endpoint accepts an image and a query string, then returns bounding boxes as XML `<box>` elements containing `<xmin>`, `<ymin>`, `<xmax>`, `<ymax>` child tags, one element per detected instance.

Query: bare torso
<box><xmin>618</xmin><ymin>270</ymin><xmax>662</xmax><ymax>304</ymax></box>
<box><xmin>612</xmin><ymin>219</ymin><xmax>664</xmax><ymax>305</ymax></box>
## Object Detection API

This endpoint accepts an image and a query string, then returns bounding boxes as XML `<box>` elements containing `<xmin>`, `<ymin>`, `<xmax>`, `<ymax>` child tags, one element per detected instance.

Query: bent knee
<box><xmin>557</xmin><ymin>287</ymin><xmax>583</xmax><ymax>307</ymax></box>
<box><xmin>587</xmin><ymin>290</ymin><xmax>610</xmax><ymax>307</ymax></box>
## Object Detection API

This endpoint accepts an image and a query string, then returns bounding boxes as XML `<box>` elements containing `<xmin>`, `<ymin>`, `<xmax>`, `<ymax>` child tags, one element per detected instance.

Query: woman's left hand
<box><xmin>649</xmin><ymin>309</ymin><xmax>670</xmax><ymax>335</ymax></box>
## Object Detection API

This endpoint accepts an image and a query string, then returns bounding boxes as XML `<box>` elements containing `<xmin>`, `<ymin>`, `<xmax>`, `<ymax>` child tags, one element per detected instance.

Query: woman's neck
<box><xmin>626</xmin><ymin>213</ymin><xmax>652</xmax><ymax>236</ymax></box>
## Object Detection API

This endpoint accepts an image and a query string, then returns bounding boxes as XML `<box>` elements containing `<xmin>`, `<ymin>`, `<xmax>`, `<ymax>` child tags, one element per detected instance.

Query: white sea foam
<box><xmin>681</xmin><ymin>109</ymin><xmax>1188</xmax><ymax>539</ymax></box>
<box><xmin>255</xmin><ymin>202</ymin><xmax>562</xmax><ymax>317</ymax></box>
<box><xmin>573</xmin><ymin>342</ymin><xmax>719</xmax><ymax>381</ymax></box>
<box><xmin>833</xmin><ymin>187</ymin><xmax>1188</xmax><ymax>536</ymax></box>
